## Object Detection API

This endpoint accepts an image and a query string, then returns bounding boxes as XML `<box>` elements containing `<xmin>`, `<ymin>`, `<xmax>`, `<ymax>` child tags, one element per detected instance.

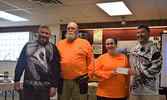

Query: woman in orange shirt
<box><xmin>94</xmin><ymin>36</ymin><xmax>130</xmax><ymax>100</ymax></box>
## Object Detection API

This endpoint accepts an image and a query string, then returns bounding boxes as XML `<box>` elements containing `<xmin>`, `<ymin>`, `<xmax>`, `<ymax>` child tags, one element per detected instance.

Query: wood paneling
<box><xmin>60</xmin><ymin>19</ymin><xmax>167</xmax><ymax>31</ymax></box>
<box><xmin>60</xmin><ymin>20</ymin><xmax>167</xmax><ymax>58</ymax></box>
<box><xmin>0</xmin><ymin>26</ymin><xmax>40</xmax><ymax>32</ymax></box>
<box><xmin>85</xmin><ymin>28</ymin><xmax>167</xmax><ymax>58</ymax></box>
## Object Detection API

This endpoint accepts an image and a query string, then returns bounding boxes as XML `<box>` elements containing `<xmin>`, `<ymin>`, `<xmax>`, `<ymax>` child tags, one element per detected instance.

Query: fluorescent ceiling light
<box><xmin>96</xmin><ymin>1</ymin><xmax>132</xmax><ymax>16</ymax></box>
<box><xmin>0</xmin><ymin>11</ymin><xmax>29</xmax><ymax>21</ymax></box>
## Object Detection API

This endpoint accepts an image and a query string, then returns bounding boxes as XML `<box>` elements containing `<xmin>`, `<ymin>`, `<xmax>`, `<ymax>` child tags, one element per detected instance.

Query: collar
<box><xmin>139</xmin><ymin>42</ymin><xmax>151</xmax><ymax>48</ymax></box>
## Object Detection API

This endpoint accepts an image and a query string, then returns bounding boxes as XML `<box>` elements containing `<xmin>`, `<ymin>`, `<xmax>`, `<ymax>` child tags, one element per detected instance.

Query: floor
<box><xmin>0</xmin><ymin>93</ymin><xmax>166</xmax><ymax>100</ymax></box>
<box><xmin>0</xmin><ymin>94</ymin><xmax>19</xmax><ymax>100</ymax></box>
<box><xmin>0</xmin><ymin>91</ymin><xmax>57</xmax><ymax>100</ymax></box>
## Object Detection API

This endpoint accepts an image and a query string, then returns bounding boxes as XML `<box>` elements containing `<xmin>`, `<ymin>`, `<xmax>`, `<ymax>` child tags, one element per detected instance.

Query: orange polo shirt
<box><xmin>94</xmin><ymin>53</ymin><xmax>130</xmax><ymax>98</ymax></box>
<box><xmin>57</xmin><ymin>38</ymin><xmax>94</xmax><ymax>80</ymax></box>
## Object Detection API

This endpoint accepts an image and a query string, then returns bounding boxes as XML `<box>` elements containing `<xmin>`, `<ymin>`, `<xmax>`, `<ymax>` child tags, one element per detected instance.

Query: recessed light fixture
<box><xmin>96</xmin><ymin>1</ymin><xmax>132</xmax><ymax>16</ymax></box>
<box><xmin>0</xmin><ymin>11</ymin><xmax>29</xmax><ymax>22</ymax></box>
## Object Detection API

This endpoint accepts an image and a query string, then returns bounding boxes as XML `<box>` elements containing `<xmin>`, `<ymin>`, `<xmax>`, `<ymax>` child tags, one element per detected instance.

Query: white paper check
<box><xmin>116</xmin><ymin>67</ymin><xmax>129</xmax><ymax>75</ymax></box>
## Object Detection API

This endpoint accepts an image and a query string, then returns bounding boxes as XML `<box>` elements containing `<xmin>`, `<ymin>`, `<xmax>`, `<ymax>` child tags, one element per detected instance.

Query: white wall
<box><xmin>49</xmin><ymin>24</ymin><xmax>61</xmax><ymax>44</ymax></box>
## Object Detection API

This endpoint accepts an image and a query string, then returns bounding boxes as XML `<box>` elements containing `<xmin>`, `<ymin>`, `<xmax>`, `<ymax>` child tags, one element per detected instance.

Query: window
<box><xmin>0</xmin><ymin>32</ymin><xmax>29</xmax><ymax>61</ymax></box>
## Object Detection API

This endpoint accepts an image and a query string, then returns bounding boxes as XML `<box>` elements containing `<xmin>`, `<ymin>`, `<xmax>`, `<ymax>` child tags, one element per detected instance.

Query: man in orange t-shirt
<box><xmin>57</xmin><ymin>22</ymin><xmax>95</xmax><ymax>100</ymax></box>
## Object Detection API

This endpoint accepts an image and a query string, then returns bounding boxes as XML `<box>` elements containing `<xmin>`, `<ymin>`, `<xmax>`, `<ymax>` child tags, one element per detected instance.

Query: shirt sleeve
<box><xmin>50</xmin><ymin>45</ymin><xmax>61</xmax><ymax>88</ymax></box>
<box><xmin>14</xmin><ymin>44</ymin><xmax>27</xmax><ymax>82</ymax></box>
<box><xmin>87</xmin><ymin>42</ymin><xmax>95</xmax><ymax>81</ymax></box>
<box><xmin>94</xmin><ymin>57</ymin><xmax>113</xmax><ymax>82</ymax></box>
<box><xmin>125</xmin><ymin>56</ymin><xmax>130</xmax><ymax>96</ymax></box>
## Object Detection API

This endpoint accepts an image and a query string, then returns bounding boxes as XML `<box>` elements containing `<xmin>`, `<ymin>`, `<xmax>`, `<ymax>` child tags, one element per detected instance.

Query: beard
<box><xmin>137</xmin><ymin>36</ymin><xmax>148</xmax><ymax>45</ymax></box>
<box><xmin>66</xmin><ymin>32</ymin><xmax>76</xmax><ymax>41</ymax></box>
<box><xmin>39</xmin><ymin>36</ymin><xmax>49</xmax><ymax>44</ymax></box>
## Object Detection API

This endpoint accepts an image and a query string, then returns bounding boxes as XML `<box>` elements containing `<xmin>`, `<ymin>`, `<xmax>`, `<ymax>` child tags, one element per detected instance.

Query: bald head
<box><xmin>67</xmin><ymin>22</ymin><xmax>78</xmax><ymax>30</ymax></box>
<box><xmin>66</xmin><ymin>22</ymin><xmax>78</xmax><ymax>42</ymax></box>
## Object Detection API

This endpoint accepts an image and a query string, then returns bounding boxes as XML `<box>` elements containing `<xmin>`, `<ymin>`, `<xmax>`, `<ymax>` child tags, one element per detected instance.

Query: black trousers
<box><xmin>22</xmin><ymin>88</ymin><xmax>50</xmax><ymax>100</ymax></box>
<box><xmin>97</xmin><ymin>96</ymin><xmax>127</xmax><ymax>100</ymax></box>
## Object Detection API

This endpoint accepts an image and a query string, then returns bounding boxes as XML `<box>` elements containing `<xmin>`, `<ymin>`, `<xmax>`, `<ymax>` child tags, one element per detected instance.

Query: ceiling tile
<box><xmin>0</xmin><ymin>0</ymin><xmax>167</xmax><ymax>27</ymax></box>
<box><xmin>135</xmin><ymin>13</ymin><xmax>160</xmax><ymax>20</ymax></box>
<box><xmin>71</xmin><ymin>4</ymin><xmax>109</xmax><ymax>17</ymax></box>
<box><xmin>125</xmin><ymin>0</ymin><xmax>158</xmax><ymax>14</ymax></box>
<box><xmin>0</xmin><ymin>1</ymin><xmax>16</xmax><ymax>10</ymax></box>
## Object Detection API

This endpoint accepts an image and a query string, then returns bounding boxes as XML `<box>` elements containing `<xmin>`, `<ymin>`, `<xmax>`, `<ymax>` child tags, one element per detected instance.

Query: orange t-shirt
<box><xmin>57</xmin><ymin>38</ymin><xmax>94</xmax><ymax>80</ymax></box>
<box><xmin>94</xmin><ymin>53</ymin><xmax>130</xmax><ymax>98</ymax></box>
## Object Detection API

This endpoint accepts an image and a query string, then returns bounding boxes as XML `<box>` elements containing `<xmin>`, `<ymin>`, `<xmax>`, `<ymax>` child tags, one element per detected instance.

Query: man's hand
<box><xmin>50</xmin><ymin>87</ymin><xmax>57</xmax><ymax>97</ymax></box>
<box><xmin>14</xmin><ymin>82</ymin><xmax>20</xmax><ymax>92</ymax></box>
<box><xmin>128</xmin><ymin>68</ymin><xmax>137</xmax><ymax>76</ymax></box>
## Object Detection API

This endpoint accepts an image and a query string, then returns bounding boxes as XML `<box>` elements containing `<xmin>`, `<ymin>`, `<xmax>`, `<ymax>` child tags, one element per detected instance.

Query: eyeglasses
<box><xmin>67</xmin><ymin>27</ymin><xmax>75</xmax><ymax>30</ymax></box>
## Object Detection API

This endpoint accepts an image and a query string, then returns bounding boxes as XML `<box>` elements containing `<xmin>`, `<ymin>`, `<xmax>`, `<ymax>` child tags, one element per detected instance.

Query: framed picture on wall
<box><xmin>49</xmin><ymin>35</ymin><xmax>56</xmax><ymax>45</ymax></box>
<box><xmin>92</xmin><ymin>44</ymin><xmax>103</xmax><ymax>54</ymax></box>
<box><xmin>116</xmin><ymin>40</ymin><xmax>138</xmax><ymax>58</ymax></box>
<box><xmin>93</xmin><ymin>30</ymin><xmax>103</xmax><ymax>44</ymax></box>
<box><xmin>31</xmin><ymin>32</ymin><xmax>38</xmax><ymax>41</ymax></box>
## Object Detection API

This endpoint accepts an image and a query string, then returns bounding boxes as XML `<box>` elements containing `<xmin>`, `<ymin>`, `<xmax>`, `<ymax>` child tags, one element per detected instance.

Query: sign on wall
<box><xmin>93</xmin><ymin>30</ymin><xmax>103</xmax><ymax>44</ymax></box>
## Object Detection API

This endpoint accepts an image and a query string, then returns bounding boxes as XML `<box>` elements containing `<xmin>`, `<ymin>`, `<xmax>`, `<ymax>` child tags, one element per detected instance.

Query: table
<box><xmin>0</xmin><ymin>81</ymin><xmax>23</xmax><ymax>100</ymax></box>
<box><xmin>159</xmin><ymin>88</ymin><xmax>167</xmax><ymax>100</ymax></box>
<box><xmin>88</xmin><ymin>82</ymin><xmax>97</xmax><ymax>100</ymax></box>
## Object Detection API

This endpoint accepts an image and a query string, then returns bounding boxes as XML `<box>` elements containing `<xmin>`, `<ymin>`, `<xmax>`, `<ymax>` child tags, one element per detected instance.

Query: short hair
<box><xmin>67</xmin><ymin>22</ymin><xmax>78</xmax><ymax>29</ymax></box>
<box><xmin>137</xmin><ymin>25</ymin><xmax>150</xmax><ymax>33</ymax></box>
<box><xmin>106</xmin><ymin>36</ymin><xmax>117</xmax><ymax>45</ymax></box>
<box><xmin>38</xmin><ymin>25</ymin><xmax>51</xmax><ymax>33</ymax></box>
